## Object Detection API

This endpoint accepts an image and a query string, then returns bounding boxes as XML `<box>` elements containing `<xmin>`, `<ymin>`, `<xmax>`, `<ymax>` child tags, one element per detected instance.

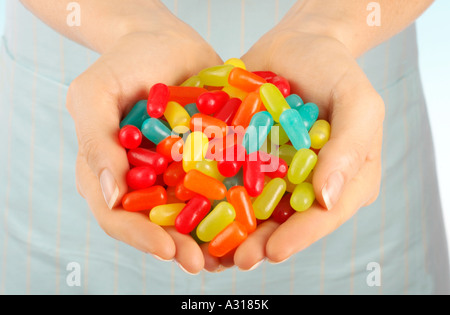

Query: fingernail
<box><xmin>151</xmin><ymin>254</ymin><xmax>172</xmax><ymax>262</ymax></box>
<box><xmin>246</xmin><ymin>259</ymin><xmax>265</xmax><ymax>271</ymax></box>
<box><xmin>322</xmin><ymin>171</ymin><xmax>344</xmax><ymax>210</ymax></box>
<box><xmin>175</xmin><ymin>260</ymin><xmax>199</xmax><ymax>275</ymax></box>
<box><xmin>99</xmin><ymin>168</ymin><xmax>119</xmax><ymax>210</ymax></box>
<box><xmin>268</xmin><ymin>257</ymin><xmax>289</xmax><ymax>265</ymax></box>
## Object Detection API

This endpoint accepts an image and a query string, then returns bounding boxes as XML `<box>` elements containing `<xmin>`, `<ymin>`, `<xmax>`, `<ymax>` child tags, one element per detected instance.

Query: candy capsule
<box><xmin>196</xmin><ymin>90</ymin><xmax>230</xmax><ymax>115</ymax></box>
<box><xmin>213</xmin><ymin>98</ymin><xmax>242</xmax><ymax>125</ymax></box>
<box><xmin>120</xmin><ymin>100</ymin><xmax>149</xmax><ymax>129</ymax></box>
<box><xmin>196</xmin><ymin>201</ymin><xmax>236</xmax><ymax>242</ymax></box>
<box><xmin>298</xmin><ymin>102</ymin><xmax>319</xmax><ymax>131</ymax></box>
<box><xmin>231</xmin><ymin>91</ymin><xmax>262</xmax><ymax>129</ymax></box>
<box><xmin>309</xmin><ymin>120</ymin><xmax>331</xmax><ymax>149</ymax></box>
<box><xmin>259</xmin><ymin>83</ymin><xmax>291</xmax><ymax>123</ymax></box>
<box><xmin>184</xmin><ymin>103</ymin><xmax>200</xmax><ymax>116</ymax></box>
<box><xmin>224</xmin><ymin>58</ymin><xmax>246</xmax><ymax>69</ymax></box>
<box><xmin>180</xmin><ymin>75</ymin><xmax>203</xmax><ymax>88</ymax></box>
<box><xmin>258</xmin><ymin>151</ymin><xmax>288</xmax><ymax>179</ymax></box>
<box><xmin>147</xmin><ymin>83</ymin><xmax>170</xmax><ymax>118</ymax></box>
<box><xmin>275</xmin><ymin>144</ymin><xmax>297</xmax><ymax>166</ymax></box>
<box><xmin>149</xmin><ymin>203</ymin><xmax>185</xmax><ymax>226</ymax></box>
<box><xmin>119</xmin><ymin>125</ymin><xmax>142</xmax><ymax>149</ymax></box>
<box><xmin>288</xmin><ymin>148</ymin><xmax>318</xmax><ymax>185</ymax></box>
<box><xmin>217</xmin><ymin>144</ymin><xmax>246</xmax><ymax>178</ymax></box>
<box><xmin>156</xmin><ymin>135</ymin><xmax>183</xmax><ymax>163</ymax></box>
<box><xmin>183</xmin><ymin>169</ymin><xmax>227</xmax><ymax>200</ymax></box>
<box><xmin>243</xmin><ymin>111</ymin><xmax>274</xmax><ymax>154</ymax></box>
<box><xmin>279</xmin><ymin>109</ymin><xmax>311</xmax><ymax>150</ymax></box>
<box><xmin>182</xmin><ymin>131</ymin><xmax>209</xmax><ymax>172</ymax></box>
<box><xmin>226</xmin><ymin>186</ymin><xmax>257</xmax><ymax>234</ymax></box>
<box><xmin>252</xmin><ymin>177</ymin><xmax>286</xmax><ymax>220</ymax></box>
<box><xmin>271</xmin><ymin>193</ymin><xmax>296</xmax><ymax>224</ymax></box>
<box><xmin>122</xmin><ymin>185</ymin><xmax>167</xmax><ymax>212</ymax></box>
<box><xmin>168</xmin><ymin>86</ymin><xmax>208</xmax><ymax>106</ymax></box>
<box><xmin>252</xmin><ymin>71</ymin><xmax>277</xmax><ymax>81</ymax></box>
<box><xmin>290</xmin><ymin>182</ymin><xmax>315</xmax><ymax>212</ymax></box>
<box><xmin>163</xmin><ymin>101</ymin><xmax>191</xmax><ymax>134</ymax></box>
<box><xmin>198</xmin><ymin>64</ymin><xmax>234</xmax><ymax>87</ymax></box>
<box><xmin>208</xmin><ymin>221</ymin><xmax>248</xmax><ymax>257</ymax></box>
<box><xmin>126</xmin><ymin>166</ymin><xmax>156</xmax><ymax>190</ymax></box>
<box><xmin>163</xmin><ymin>160</ymin><xmax>185</xmax><ymax>187</ymax></box>
<box><xmin>243</xmin><ymin>151</ymin><xmax>265</xmax><ymax>197</ymax></box>
<box><xmin>195</xmin><ymin>159</ymin><xmax>225</xmax><ymax>182</ymax></box>
<box><xmin>228</xmin><ymin>67</ymin><xmax>267</xmax><ymax>92</ymax></box>
<box><xmin>222</xmin><ymin>85</ymin><xmax>248</xmax><ymax>101</ymax></box>
<box><xmin>127</xmin><ymin>148</ymin><xmax>169</xmax><ymax>175</ymax></box>
<box><xmin>190</xmin><ymin>113</ymin><xmax>228</xmax><ymax>139</ymax></box>
<box><xmin>141</xmin><ymin>117</ymin><xmax>172</xmax><ymax>145</ymax></box>
<box><xmin>267</xmin><ymin>75</ymin><xmax>290</xmax><ymax>98</ymax></box>
<box><xmin>175</xmin><ymin>195</ymin><xmax>211</xmax><ymax>234</ymax></box>
<box><xmin>285</xmin><ymin>94</ymin><xmax>304</xmax><ymax>110</ymax></box>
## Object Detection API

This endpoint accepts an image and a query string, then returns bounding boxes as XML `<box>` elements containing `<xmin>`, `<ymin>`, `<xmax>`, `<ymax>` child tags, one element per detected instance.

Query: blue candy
<box><xmin>279</xmin><ymin>109</ymin><xmax>311</xmax><ymax>150</ymax></box>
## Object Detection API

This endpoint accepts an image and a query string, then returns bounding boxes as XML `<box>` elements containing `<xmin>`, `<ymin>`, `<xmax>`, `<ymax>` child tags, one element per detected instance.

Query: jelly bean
<box><xmin>141</xmin><ymin>117</ymin><xmax>172</xmax><ymax>145</ymax></box>
<box><xmin>168</xmin><ymin>86</ymin><xmax>208</xmax><ymax>106</ymax></box>
<box><xmin>190</xmin><ymin>113</ymin><xmax>228</xmax><ymax>139</ymax></box>
<box><xmin>147</xmin><ymin>83</ymin><xmax>170</xmax><ymax>118</ymax></box>
<box><xmin>122</xmin><ymin>185</ymin><xmax>167</xmax><ymax>212</ymax></box>
<box><xmin>268</xmin><ymin>123</ymin><xmax>289</xmax><ymax>146</ymax></box>
<box><xmin>196</xmin><ymin>201</ymin><xmax>236</xmax><ymax>242</ymax></box>
<box><xmin>226</xmin><ymin>186</ymin><xmax>257</xmax><ymax>234</ymax></box>
<box><xmin>195</xmin><ymin>159</ymin><xmax>225</xmax><ymax>182</ymax></box>
<box><xmin>252</xmin><ymin>177</ymin><xmax>286</xmax><ymax>220</ymax></box>
<box><xmin>149</xmin><ymin>203</ymin><xmax>185</xmax><ymax>226</ymax></box>
<box><xmin>182</xmin><ymin>131</ymin><xmax>209</xmax><ymax>172</ymax></box>
<box><xmin>175</xmin><ymin>181</ymin><xmax>197</xmax><ymax>201</ymax></box>
<box><xmin>198</xmin><ymin>64</ymin><xmax>234</xmax><ymax>87</ymax></box>
<box><xmin>231</xmin><ymin>91</ymin><xmax>262</xmax><ymax>129</ymax></box>
<box><xmin>290</xmin><ymin>182</ymin><xmax>315</xmax><ymax>212</ymax></box>
<box><xmin>252</xmin><ymin>71</ymin><xmax>277</xmax><ymax>81</ymax></box>
<box><xmin>298</xmin><ymin>102</ymin><xmax>319</xmax><ymax>130</ymax></box>
<box><xmin>175</xmin><ymin>195</ymin><xmax>211</xmax><ymax>234</ymax></box>
<box><xmin>309</xmin><ymin>120</ymin><xmax>331</xmax><ymax>149</ymax></box>
<box><xmin>120</xmin><ymin>100</ymin><xmax>149</xmax><ymax>129</ymax></box>
<box><xmin>243</xmin><ymin>151</ymin><xmax>265</xmax><ymax>197</ymax></box>
<box><xmin>258</xmin><ymin>151</ymin><xmax>288</xmax><ymax>179</ymax></box>
<box><xmin>208</xmin><ymin>221</ymin><xmax>248</xmax><ymax>257</ymax></box>
<box><xmin>279</xmin><ymin>109</ymin><xmax>311</xmax><ymax>150</ymax></box>
<box><xmin>267</xmin><ymin>75</ymin><xmax>290</xmax><ymax>98</ymax></box>
<box><xmin>222</xmin><ymin>85</ymin><xmax>248</xmax><ymax>101</ymax></box>
<box><xmin>196</xmin><ymin>90</ymin><xmax>230</xmax><ymax>115</ymax></box>
<box><xmin>184</xmin><ymin>102</ymin><xmax>200</xmax><ymax>116</ymax></box>
<box><xmin>119</xmin><ymin>125</ymin><xmax>142</xmax><ymax>149</ymax></box>
<box><xmin>217</xmin><ymin>144</ymin><xmax>246</xmax><ymax>178</ymax></box>
<box><xmin>276</xmin><ymin>144</ymin><xmax>297</xmax><ymax>166</ymax></box>
<box><xmin>288</xmin><ymin>148</ymin><xmax>317</xmax><ymax>185</ymax></box>
<box><xmin>180</xmin><ymin>75</ymin><xmax>203</xmax><ymax>88</ymax></box>
<box><xmin>243</xmin><ymin>111</ymin><xmax>274</xmax><ymax>154</ymax></box>
<box><xmin>126</xmin><ymin>166</ymin><xmax>156</xmax><ymax>190</ymax></box>
<box><xmin>127</xmin><ymin>148</ymin><xmax>169</xmax><ymax>175</ymax></box>
<box><xmin>156</xmin><ymin>135</ymin><xmax>183</xmax><ymax>163</ymax></box>
<box><xmin>259</xmin><ymin>83</ymin><xmax>291</xmax><ymax>123</ymax></box>
<box><xmin>224</xmin><ymin>58</ymin><xmax>246</xmax><ymax>69</ymax></box>
<box><xmin>183</xmin><ymin>169</ymin><xmax>227</xmax><ymax>200</ymax></box>
<box><xmin>163</xmin><ymin>160</ymin><xmax>185</xmax><ymax>187</ymax></box>
<box><xmin>285</xmin><ymin>94</ymin><xmax>304</xmax><ymax>110</ymax></box>
<box><xmin>228</xmin><ymin>67</ymin><xmax>267</xmax><ymax>92</ymax></box>
<box><xmin>271</xmin><ymin>193</ymin><xmax>296</xmax><ymax>224</ymax></box>
<box><xmin>213</xmin><ymin>98</ymin><xmax>242</xmax><ymax>125</ymax></box>
<box><xmin>163</xmin><ymin>101</ymin><xmax>191</xmax><ymax>134</ymax></box>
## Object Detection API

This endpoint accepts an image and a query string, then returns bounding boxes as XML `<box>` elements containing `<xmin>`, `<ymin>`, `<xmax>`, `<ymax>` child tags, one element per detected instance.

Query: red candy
<box><xmin>126</xmin><ymin>166</ymin><xmax>156</xmax><ymax>190</ymax></box>
<box><xmin>196</xmin><ymin>90</ymin><xmax>230</xmax><ymax>115</ymax></box>
<box><xmin>175</xmin><ymin>195</ymin><xmax>211</xmax><ymax>234</ymax></box>
<box><xmin>217</xmin><ymin>144</ymin><xmax>246</xmax><ymax>177</ymax></box>
<box><xmin>119</xmin><ymin>125</ymin><xmax>142</xmax><ymax>149</ymax></box>
<box><xmin>267</xmin><ymin>75</ymin><xmax>290</xmax><ymax>98</ymax></box>
<box><xmin>127</xmin><ymin>148</ymin><xmax>169</xmax><ymax>175</ymax></box>
<box><xmin>213</xmin><ymin>97</ymin><xmax>242</xmax><ymax>125</ymax></box>
<box><xmin>147</xmin><ymin>83</ymin><xmax>170</xmax><ymax>118</ymax></box>
<box><xmin>271</xmin><ymin>193</ymin><xmax>296</xmax><ymax>224</ymax></box>
<box><xmin>122</xmin><ymin>185</ymin><xmax>167</xmax><ymax>212</ymax></box>
<box><xmin>243</xmin><ymin>152</ymin><xmax>265</xmax><ymax>197</ymax></box>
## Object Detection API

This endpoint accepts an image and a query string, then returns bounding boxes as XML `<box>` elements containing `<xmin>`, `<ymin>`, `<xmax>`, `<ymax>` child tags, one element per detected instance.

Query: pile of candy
<box><xmin>118</xmin><ymin>58</ymin><xmax>330</xmax><ymax>258</ymax></box>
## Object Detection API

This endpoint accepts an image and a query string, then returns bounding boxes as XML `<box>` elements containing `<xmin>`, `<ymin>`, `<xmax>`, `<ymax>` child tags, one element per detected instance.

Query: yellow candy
<box><xmin>149</xmin><ymin>203</ymin><xmax>185</xmax><ymax>226</ymax></box>
<box><xmin>195</xmin><ymin>159</ymin><xmax>225</xmax><ymax>182</ymax></box>
<box><xmin>269</xmin><ymin>123</ymin><xmax>290</xmax><ymax>146</ymax></box>
<box><xmin>222</xmin><ymin>85</ymin><xmax>248</xmax><ymax>101</ymax></box>
<box><xmin>164</xmin><ymin>101</ymin><xmax>191</xmax><ymax>134</ymax></box>
<box><xmin>309</xmin><ymin>120</ymin><xmax>331</xmax><ymax>149</ymax></box>
<box><xmin>290</xmin><ymin>182</ymin><xmax>315</xmax><ymax>212</ymax></box>
<box><xmin>198</xmin><ymin>64</ymin><xmax>234</xmax><ymax>87</ymax></box>
<box><xmin>259</xmin><ymin>83</ymin><xmax>291</xmax><ymax>123</ymax></box>
<box><xmin>182</xmin><ymin>131</ymin><xmax>209</xmax><ymax>172</ymax></box>
<box><xmin>275</xmin><ymin>144</ymin><xmax>297</xmax><ymax>166</ymax></box>
<box><xmin>180</xmin><ymin>75</ymin><xmax>204</xmax><ymax>87</ymax></box>
<box><xmin>224</xmin><ymin>58</ymin><xmax>246</xmax><ymax>70</ymax></box>
<box><xmin>196</xmin><ymin>201</ymin><xmax>236</xmax><ymax>242</ymax></box>
<box><xmin>288</xmin><ymin>148</ymin><xmax>317</xmax><ymax>185</ymax></box>
<box><xmin>252</xmin><ymin>177</ymin><xmax>286</xmax><ymax>220</ymax></box>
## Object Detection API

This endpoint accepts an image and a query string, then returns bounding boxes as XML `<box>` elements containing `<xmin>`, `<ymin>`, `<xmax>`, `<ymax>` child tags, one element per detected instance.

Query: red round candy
<box><xmin>126</xmin><ymin>166</ymin><xmax>156</xmax><ymax>190</ymax></box>
<box><xmin>196</xmin><ymin>90</ymin><xmax>230</xmax><ymax>115</ymax></box>
<box><xmin>147</xmin><ymin>83</ymin><xmax>170</xmax><ymax>118</ymax></box>
<box><xmin>119</xmin><ymin>125</ymin><xmax>142</xmax><ymax>149</ymax></box>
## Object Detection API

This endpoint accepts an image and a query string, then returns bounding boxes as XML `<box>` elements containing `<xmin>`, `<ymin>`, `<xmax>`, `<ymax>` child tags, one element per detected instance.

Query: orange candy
<box><xmin>183</xmin><ymin>169</ymin><xmax>227</xmax><ymax>200</ymax></box>
<box><xmin>228</xmin><ymin>67</ymin><xmax>267</xmax><ymax>92</ymax></box>
<box><xmin>226</xmin><ymin>186</ymin><xmax>257</xmax><ymax>234</ymax></box>
<box><xmin>122</xmin><ymin>186</ymin><xmax>167</xmax><ymax>212</ymax></box>
<box><xmin>190</xmin><ymin>113</ymin><xmax>228</xmax><ymax>139</ymax></box>
<box><xmin>168</xmin><ymin>86</ymin><xmax>208</xmax><ymax>106</ymax></box>
<box><xmin>208</xmin><ymin>221</ymin><xmax>248</xmax><ymax>257</ymax></box>
<box><xmin>231</xmin><ymin>91</ymin><xmax>262</xmax><ymax>129</ymax></box>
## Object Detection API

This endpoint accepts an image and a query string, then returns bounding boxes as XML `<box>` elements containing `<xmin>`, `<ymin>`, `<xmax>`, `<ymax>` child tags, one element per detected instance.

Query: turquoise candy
<box><xmin>285</xmin><ymin>94</ymin><xmax>304</xmax><ymax>110</ymax></box>
<box><xmin>279</xmin><ymin>109</ymin><xmax>311</xmax><ymax>150</ymax></box>
<box><xmin>297</xmin><ymin>102</ymin><xmax>319</xmax><ymax>131</ymax></box>
<box><xmin>184</xmin><ymin>102</ymin><xmax>200</xmax><ymax>116</ymax></box>
<box><xmin>243</xmin><ymin>111</ymin><xmax>274</xmax><ymax>154</ymax></box>
<box><xmin>141</xmin><ymin>118</ymin><xmax>172</xmax><ymax>145</ymax></box>
<box><xmin>119</xmin><ymin>100</ymin><xmax>149</xmax><ymax>128</ymax></box>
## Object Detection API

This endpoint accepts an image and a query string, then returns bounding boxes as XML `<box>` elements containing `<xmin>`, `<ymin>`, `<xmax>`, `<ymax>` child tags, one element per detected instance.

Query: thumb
<box><xmin>67</xmin><ymin>75</ymin><xmax>130</xmax><ymax>210</ymax></box>
<box><xmin>312</xmin><ymin>77</ymin><xmax>385</xmax><ymax>211</ymax></box>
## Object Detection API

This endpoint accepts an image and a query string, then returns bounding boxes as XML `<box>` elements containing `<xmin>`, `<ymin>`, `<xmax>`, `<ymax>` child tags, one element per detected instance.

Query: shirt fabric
<box><xmin>0</xmin><ymin>0</ymin><xmax>449</xmax><ymax>295</ymax></box>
